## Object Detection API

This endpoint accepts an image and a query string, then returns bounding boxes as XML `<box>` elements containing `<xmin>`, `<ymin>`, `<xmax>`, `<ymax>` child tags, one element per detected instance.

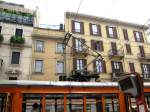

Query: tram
<box><xmin>0</xmin><ymin>80</ymin><xmax>150</xmax><ymax>112</ymax></box>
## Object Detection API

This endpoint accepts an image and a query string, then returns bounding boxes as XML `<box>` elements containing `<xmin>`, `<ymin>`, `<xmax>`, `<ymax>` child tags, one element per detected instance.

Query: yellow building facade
<box><xmin>31</xmin><ymin>12</ymin><xmax>150</xmax><ymax>82</ymax></box>
<box><xmin>31</xmin><ymin>28</ymin><xmax>65</xmax><ymax>81</ymax></box>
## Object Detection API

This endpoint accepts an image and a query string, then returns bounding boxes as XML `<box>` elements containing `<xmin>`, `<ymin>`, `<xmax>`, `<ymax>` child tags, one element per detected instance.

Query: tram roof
<box><xmin>0</xmin><ymin>80</ymin><xmax>149</xmax><ymax>87</ymax></box>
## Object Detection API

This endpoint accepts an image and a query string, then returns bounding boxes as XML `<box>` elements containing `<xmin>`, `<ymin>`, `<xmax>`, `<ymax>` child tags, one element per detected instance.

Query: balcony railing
<box><xmin>0</xmin><ymin>11</ymin><xmax>34</xmax><ymax>26</ymax></box>
<box><xmin>137</xmin><ymin>53</ymin><xmax>150</xmax><ymax>61</ymax></box>
<box><xmin>111</xmin><ymin>72</ymin><xmax>124</xmax><ymax>81</ymax></box>
<box><xmin>108</xmin><ymin>49</ymin><xmax>124</xmax><ymax>59</ymax></box>
<box><xmin>72</xmin><ymin>48</ymin><xmax>89</xmax><ymax>57</ymax></box>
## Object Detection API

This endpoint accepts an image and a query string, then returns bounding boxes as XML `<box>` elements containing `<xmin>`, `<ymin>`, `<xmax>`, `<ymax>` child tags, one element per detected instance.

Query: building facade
<box><xmin>0</xmin><ymin>1</ymin><xmax>38</xmax><ymax>80</ymax></box>
<box><xmin>31</xmin><ymin>27</ymin><xmax>65</xmax><ymax>81</ymax></box>
<box><xmin>64</xmin><ymin>12</ymin><xmax>150</xmax><ymax>82</ymax></box>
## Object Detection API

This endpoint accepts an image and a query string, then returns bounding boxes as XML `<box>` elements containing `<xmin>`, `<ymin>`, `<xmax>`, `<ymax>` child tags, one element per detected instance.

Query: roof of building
<box><xmin>65</xmin><ymin>12</ymin><xmax>149</xmax><ymax>29</ymax></box>
<box><xmin>0</xmin><ymin>80</ymin><xmax>150</xmax><ymax>87</ymax></box>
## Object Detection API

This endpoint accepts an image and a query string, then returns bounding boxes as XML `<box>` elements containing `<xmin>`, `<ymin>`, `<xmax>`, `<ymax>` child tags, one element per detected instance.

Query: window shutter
<box><xmin>97</xmin><ymin>24</ymin><xmax>102</xmax><ymax>36</ymax></box>
<box><xmin>141</xmin><ymin>64</ymin><xmax>144</xmax><ymax>73</ymax></box>
<box><xmin>99</xmin><ymin>41</ymin><xmax>104</xmax><ymax>51</ymax></box>
<box><xmin>0</xmin><ymin>26</ymin><xmax>2</xmax><ymax>33</ymax></box>
<box><xmin>80</xmin><ymin>22</ymin><xmax>84</xmax><ymax>34</ymax></box>
<box><xmin>106</xmin><ymin>26</ymin><xmax>109</xmax><ymax>38</ymax></box>
<box><xmin>102</xmin><ymin>60</ymin><xmax>106</xmax><ymax>73</ymax></box>
<box><xmin>133</xmin><ymin>31</ymin><xmax>137</xmax><ymax>42</ymax></box>
<box><xmin>126</xmin><ymin>44</ymin><xmax>132</xmax><ymax>54</ymax></box>
<box><xmin>111</xmin><ymin>61</ymin><xmax>115</xmax><ymax>72</ymax></box>
<box><xmin>89</xmin><ymin>23</ymin><xmax>92</xmax><ymax>35</ymax></box>
<box><xmin>72</xmin><ymin>38</ymin><xmax>76</xmax><ymax>52</ymax></box>
<box><xmin>71</xmin><ymin>20</ymin><xmax>75</xmax><ymax>33</ymax></box>
<box><xmin>123</xmin><ymin>29</ymin><xmax>129</xmax><ymax>40</ymax></box>
<box><xmin>119</xmin><ymin>62</ymin><xmax>124</xmax><ymax>72</ymax></box>
<box><xmin>140</xmin><ymin>32</ymin><xmax>144</xmax><ymax>42</ymax></box>
<box><xmin>129</xmin><ymin>63</ymin><xmax>135</xmax><ymax>72</ymax></box>
<box><xmin>91</xmin><ymin>40</ymin><xmax>95</xmax><ymax>50</ymax></box>
<box><xmin>84</xmin><ymin>59</ymin><xmax>87</xmax><ymax>70</ymax></box>
<box><xmin>93</xmin><ymin>60</ymin><xmax>96</xmax><ymax>72</ymax></box>
<box><xmin>139</xmin><ymin>46</ymin><xmax>145</xmax><ymax>57</ymax></box>
<box><xmin>113</xmin><ymin>27</ymin><xmax>118</xmax><ymax>38</ymax></box>
<box><xmin>73</xmin><ymin>58</ymin><xmax>77</xmax><ymax>70</ymax></box>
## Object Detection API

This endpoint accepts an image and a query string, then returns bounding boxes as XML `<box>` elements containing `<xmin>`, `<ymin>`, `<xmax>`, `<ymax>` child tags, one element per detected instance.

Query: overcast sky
<box><xmin>3</xmin><ymin>0</ymin><xmax>150</xmax><ymax>25</ymax></box>
<box><xmin>3</xmin><ymin>0</ymin><xmax>150</xmax><ymax>42</ymax></box>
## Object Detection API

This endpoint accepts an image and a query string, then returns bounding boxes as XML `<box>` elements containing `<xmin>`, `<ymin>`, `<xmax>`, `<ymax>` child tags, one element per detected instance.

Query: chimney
<box><xmin>59</xmin><ymin>23</ymin><xmax>64</xmax><ymax>30</ymax></box>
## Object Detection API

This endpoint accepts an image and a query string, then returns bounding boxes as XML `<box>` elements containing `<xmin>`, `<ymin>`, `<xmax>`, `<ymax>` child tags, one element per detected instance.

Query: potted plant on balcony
<box><xmin>10</xmin><ymin>35</ymin><xmax>25</xmax><ymax>47</ymax></box>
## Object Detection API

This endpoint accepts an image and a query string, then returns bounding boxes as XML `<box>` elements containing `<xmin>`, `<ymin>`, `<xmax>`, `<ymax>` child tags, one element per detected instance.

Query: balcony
<box><xmin>0</xmin><ymin>9</ymin><xmax>34</xmax><ymax>26</ymax></box>
<box><xmin>137</xmin><ymin>53</ymin><xmax>150</xmax><ymax>62</ymax></box>
<box><xmin>67</xmin><ymin>70</ymin><xmax>99</xmax><ymax>82</ymax></box>
<box><xmin>108</xmin><ymin>49</ymin><xmax>124</xmax><ymax>60</ymax></box>
<box><xmin>111</xmin><ymin>72</ymin><xmax>124</xmax><ymax>81</ymax></box>
<box><xmin>10</xmin><ymin>36</ymin><xmax>25</xmax><ymax>48</ymax></box>
<box><xmin>5</xmin><ymin>68</ymin><xmax>22</xmax><ymax>76</ymax></box>
<box><xmin>72</xmin><ymin>48</ymin><xmax>89</xmax><ymax>57</ymax></box>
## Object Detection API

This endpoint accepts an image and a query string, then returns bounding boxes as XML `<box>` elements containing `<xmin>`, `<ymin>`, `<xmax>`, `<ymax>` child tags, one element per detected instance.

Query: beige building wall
<box><xmin>65</xmin><ymin>12</ymin><xmax>150</xmax><ymax>81</ymax></box>
<box><xmin>0</xmin><ymin>23</ymin><xmax>33</xmax><ymax>80</ymax></box>
<box><xmin>31</xmin><ymin>28</ymin><xmax>65</xmax><ymax>81</ymax></box>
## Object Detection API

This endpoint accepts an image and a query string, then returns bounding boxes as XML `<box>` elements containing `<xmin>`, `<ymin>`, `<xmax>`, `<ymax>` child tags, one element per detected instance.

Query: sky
<box><xmin>2</xmin><ymin>0</ymin><xmax>150</xmax><ymax>42</ymax></box>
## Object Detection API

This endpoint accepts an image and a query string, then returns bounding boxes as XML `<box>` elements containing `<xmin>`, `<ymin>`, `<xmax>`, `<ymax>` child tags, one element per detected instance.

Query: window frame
<box><xmin>56</xmin><ymin>43</ymin><xmax>64</xmax><ymax>53</ymax></box>
<box><xmin>35</xmin><ymin>40</ymin><xmax>44</xmax><ymax>52</ymax></box>
<box><xmin>34</xmin><ymin>60</ymin><xmax>44</xmax><ymax>73</ymax></box>
<box><xmin>11</xmin><ymin>51</ymin><xmax>20</xmax><ymax>65</ymax></box>
<box><xmin>15</xmin><ymin>28</ymin><xmax>23</xmax><ymax>37</ymax></box>
<box><xmin>56</xmin><ymin>61</ymin><xmax>64</xmax><ymax>74</ymax></box>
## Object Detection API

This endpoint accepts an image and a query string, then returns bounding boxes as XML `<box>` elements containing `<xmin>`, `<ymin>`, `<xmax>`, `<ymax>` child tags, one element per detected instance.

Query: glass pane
<box><xmin>57</xmin><ymin>61</ymin><xmax>64</xmax><ymax>73</ymax></box>
<box><xmin>35</xmin><ymin>60</ymin><xmax>43</xmax><ymax>72</ymax></box>
<box><xmin>11</xmin><ymin>52</ymin><xmax>20</xmax><ymax>64</ymax></box>
<box><xmin>92</xmin><ymin>25</ymin><xmax>98</xmax><ymax>34</ymax></box>
<box><xmin>36</xmin><ymin>41</ymin><xmax>44</xmax><ymax>52</ymax></box>
<box><xmin>75</xmin><ymin>22</ymin><xmax>81</xmax><ymax>32</ymax></box>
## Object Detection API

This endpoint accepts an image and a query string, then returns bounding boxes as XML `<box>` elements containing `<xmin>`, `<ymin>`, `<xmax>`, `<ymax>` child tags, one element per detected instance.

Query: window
<box><xmin>125</xmin><ymin>44</ymin><xmax>132</xmax><ymax>54</ymax></box>
<box><xmin>111</xmin><ymin>61</ymin><xmax>123</xmax><ymax>73</ymax></box>
<box><xmin>35</xmin><ymin>60</ymin><xmax>43</xmax><ymax>73</ymax></box>
<box><xmin>106</xmin><ymin>26</ymin><xmax>117</xmax><ymax>38</ymax></box>
<box><xmin>89</xmin><ymin>23</ymin><xmax>101</xmax><ymax>36</ymax></box>
<box><xmin>36</xmin><ymin>40</ymin><xmax>44</xmax><ymax>52</ymax></box>
<box><xmin>72</xmin><ymin>20</ymin><xmax>84</xmax><ymax>34</ymax></box>
<box><xmin>94</xmin><ymin>60</ymin><xmax>106</xmax><ymax>73</ymax></box>
<box><xmin>74</xmin><ymin>59</ymin><xmax>86</xmax><ymax>71</ymax></box>
<box><xmin>91</xmin><ymin>40</ymin><xmax>104</xmax><ymax>51</ymax></box>
<box><xmin>9</xmin><ymin>77</ymin><xmax>17</xmax><ymax>80</ymax></box>
<box><xmin>73</xmin><ymin>38</ymin><xmax>85</xmax><ymax>52</ymax></box>
<box><xmin>11</xmin><ymin>51</ymin><xmax>20</xmax><ymax>64</ymax></box>
<box><xmin>74</xmin><ymin>22</ymin><xmax>80</xmax><ymax>32</ymax></box>
<box><xmin>123</xmin><ymin>29</ymin><xmax>129</xmax><ymax>40</ymax></box>
<box><xmin>56</xmin><ymin>43</ymin><xmax>64</xmax><ymax>53</ymax></box>
<box><xmin>15</xmin><ymin>28</ymin><xmax>23</xmax><ymax>37</ymax></box>
<box><xmin>133</xmin><ymin>31</ymin><xmax>144</xmax><ymax>42</ymax></box>
<box><xmin>139</xmin><ymin>46</ymin><xmax>145</xmax><ymax>57</ymax></box>
<box><xmin>56</xmin><ymin>61</ymin><xmax>64</xmax><ymax>74</ymax></box>
<box><xmin>141</xmin><ymin>64</ymin><xmax>150</xmax><ymax>74</ymax></box>
<box><xmin>129</xmin><ymin>63</ymin><xmax>135</xmax><ymax>72</ymax></box>
<box><xmin>111</xmin><ymin>42</ymin><xmax>117</xmax><ymax>55</ymax></box>
<box><xmin>141</xmin><ymin>64</ymin><xmax>150</xmax><ymax>78</ymax></box>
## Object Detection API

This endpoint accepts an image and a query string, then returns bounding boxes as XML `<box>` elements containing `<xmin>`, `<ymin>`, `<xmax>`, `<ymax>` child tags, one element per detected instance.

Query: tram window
<box><xmin>67</xmin><ymin>94</ymin><xmax>83</xmax><ymax>112</ymax></box>
<box><xmin>104</xmin><ymin>94</ymin><xmax>119</xmax><ymax>112</ymax></box>
<box><xmin>119</xmin><ymin>77</ymin><xmax>133</xmax><ymax>91</ymax></box>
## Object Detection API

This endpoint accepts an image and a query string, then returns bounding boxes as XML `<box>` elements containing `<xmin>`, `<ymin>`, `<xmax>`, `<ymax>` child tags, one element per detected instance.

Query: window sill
<box><xmin>33</xmin><ymin>72</ymin><xmax>44</xmax><ymax>75</ymax></box>
<box><xmin>10</xmin><ymin>64</ymin><xmax>20</xmax><ymax>67</ymax></box>
<box><xmin>34</xmin><ymin>50</ymin><xmax>45</xmax><ymax>53</ymax></box>
<box><xmin>55</xmin><ymin>52</ymin><xmax>65</xmax><ymax>54</ymax></box>
<box><xmin>72</xmin><ymin>31</ymin><xmax>84</xmax><ymax>35</ymax></box>
<box><xmin>107</xmin><ymin>36</ymin><xmax>118</xmax><ymax>39</ymax></box>
<box><xmin>56</xmin><ymin>73</ymin><xmax>65</xmax><ymax>75</ymax></box>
